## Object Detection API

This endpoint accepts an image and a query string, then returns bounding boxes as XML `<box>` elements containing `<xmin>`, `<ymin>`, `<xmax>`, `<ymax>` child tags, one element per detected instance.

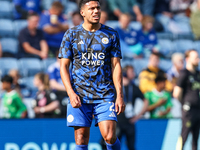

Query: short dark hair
<box><xmin>79</xmin><ymin>0</ymin><xmax>99</xmax><ymax>9</ymax></box>
<box><xmin>151</xmin><ymin>51</ymin><xmax>161</xmax><ymax>58</ymax></box>
<box><xmin>51</xmin><ymin>1</ymin><xmax>64</xmax><ymax>10</ymax></box>
<box><xmin>155</xmin><ymin>73</ymin><xmax>166</xmax><ymax>83</ymax></box>
<box><xmin>1</xmin><ymin>75</ymin><xmax>13</xmax><ymax>84</ymax></box>
<box><xmin>185</xmin><ymin>49</ymin><xmax>197</xmax><ymax>58</ymax></box>
<box><xmin>27</xmin><ymin>12</ymin><xmax>39</xmax><ymax>19</ymax></box>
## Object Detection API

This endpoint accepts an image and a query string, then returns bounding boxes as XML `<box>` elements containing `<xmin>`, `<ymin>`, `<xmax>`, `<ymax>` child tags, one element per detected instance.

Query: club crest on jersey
<box><xmin>102</xmin><ymin>37</ymin><xmax>109</xmax><ymax>44</ymax></box>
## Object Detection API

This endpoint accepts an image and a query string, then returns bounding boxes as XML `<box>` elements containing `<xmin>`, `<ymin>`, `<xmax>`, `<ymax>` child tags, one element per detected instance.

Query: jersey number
<box><xmin>109</xmin><ymin>102</ymin><xmax>115</xmax><ymax>112</ymax></box>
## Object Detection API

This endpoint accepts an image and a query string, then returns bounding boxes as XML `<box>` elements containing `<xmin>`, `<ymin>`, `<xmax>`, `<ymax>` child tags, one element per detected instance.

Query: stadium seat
<box><xmin>156</xmin><ymin>32</ymin><xmax>174</xmax><ymax>41</ymax></box>
<box><xmin>13</xmin><ymin>20</ymin><xmax>27</xmax><ymax>37</ymax></box>
<box><xmin>1</xmin><ymin>38</ymin><xmax>18</xmax><ymax>56</ymax></box>
<box><xmin>133</xmin><ymin>58</ymin><xmax>149</xmax><ymax>76</ymax></box>
<box><xmin>174</xmin><ymin>40</ymin><xmax>195</xmax><ymax>53</ymax></box>
<box><xmin>175</xmin><ymin>33</ymin><xmax>195</xmax><ymax>40</ymax></box>
<box><xmin>0</xmin><ymin>19</ymin><xmax>14</xmax><ymax>37</ymax></box>
<box><xmin>0</xmin><ymin>1</ymin><xmax>13</xmax><ymax>19</ymax></box>
<box><xmin>129</xmin><ymin>21</ymin><xmax>142</xmax><ymax>30</ymax></box>
<box><xmin>0</xmin><ymin>58</ymin><xmax>18</xmax><ymax>77</ymax></box>
<box><xmin>42</xmin><ymin>58</ymin><xmax>57</xmax><ymax>71</ymax></box>
<box><xmin>159</xmin><ymin>59</ymin><xmax>172</xmax><ymax>72</ymax></box>
<box><xmin>158</xmin><ymin>39</ymin><xmax>174</xmax><ymax>58</ymax></box>
<box><xmin>20</xmin><ymin>76</ymin><xmax>36</xmax><ymax>90</ymax></box>
<box><xmin>105</xmin><ymin>20</ymin><xmax>119</xmax><ymax>29</ymax></box>
<box><xmin>18</xmin><ymin>58</ymin><xmax>43</xmax><ymax>77</ymax></box>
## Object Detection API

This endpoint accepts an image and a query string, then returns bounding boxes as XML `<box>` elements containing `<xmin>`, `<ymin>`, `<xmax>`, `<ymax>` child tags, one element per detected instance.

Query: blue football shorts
<box><xmin>67</xmin><ymin>101</ymin><xmax>118</xmax><ymax>127</ymax></box>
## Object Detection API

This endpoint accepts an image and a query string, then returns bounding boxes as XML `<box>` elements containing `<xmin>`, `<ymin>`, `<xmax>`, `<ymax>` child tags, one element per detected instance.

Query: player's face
<box><xmin>157</xmin><ymin>81</ymin><xmax>166</xmax><ymax>91</ymax></box>
<box><xmin>188</xmin><ymin>51</ymin><xmax>199</xmax><ymax>67</ymax></box>
<box><xmin>2</xmin><ymin>82</ymin><xmax>11</xmax><ymax>91</ymax></box>
<box><xmin>81</xmin><ymin>1</ymin><xmax>101</xmax><ymax>24</ymax></box>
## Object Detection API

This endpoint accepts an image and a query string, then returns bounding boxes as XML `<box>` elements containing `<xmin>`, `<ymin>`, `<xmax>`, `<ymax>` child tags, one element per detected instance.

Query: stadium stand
<box><xmin>0</xmin><ymin>58</ymin><xmax>18</xmax><ymax>77</ymax></box>
<box><xmin>13</xmin><ymin>20</ymin><xmax>27</xmax><ymax>37</ymax></box>
<box><xmin>18</xmin><ymin>58</ymin><xmax>43</xmax><ymax>77</ymax></box>
<box><xmin>158</xmin><ymin>39</ymin><xmax>174</xmax><ymax>58</ymax></box>
<box><xmin>174</xmin><ymin>39</ymin><xmax>195</xmax><ymax>53</ymax></box>
<box><xmin>0</xmin><ymin>1</ymin><xmax>13</xmax><ymax>19</ymax></box>
<box><xmin>1</xmin><ymin>38</ymin><xmax>18</xmax><ymax>56</ymax></box>
<box><xmin>42</xmin><ymin>58</ymin><xmax>57</xmax><ymax>71</ymax></box>
<box><xmin>0</xmin><ymin>19</ymin><xmax>14</xmax><ymax>37</ymax></box>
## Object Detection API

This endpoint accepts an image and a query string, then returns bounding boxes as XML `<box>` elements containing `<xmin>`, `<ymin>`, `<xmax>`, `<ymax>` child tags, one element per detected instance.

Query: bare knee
<box><xmin>103</xmin><ymin>133</ymin><xmax>117</xmax><ymax>144</ymax></box>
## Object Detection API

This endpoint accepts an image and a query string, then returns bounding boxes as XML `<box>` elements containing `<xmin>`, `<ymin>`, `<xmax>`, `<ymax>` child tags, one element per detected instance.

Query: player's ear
<box><xmin>80</xmin><ymin>9</ymin><xmax>85</xmax><ymax>17</ymax></box>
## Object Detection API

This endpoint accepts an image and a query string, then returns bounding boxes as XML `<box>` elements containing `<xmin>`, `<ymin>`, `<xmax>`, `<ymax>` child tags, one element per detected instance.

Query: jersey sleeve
<box><xmin>110</xmin><ymin>31</ymin><xmax>122</xmax><ymax>58</ymax></box>
<box><xmin>15</xmin><ymin>95</ymin><xmax>27</xmax><ymax>118</ymax></box>
<box><xmin>176</xmin><ymin>70</ymin><xmax>187</xmax><ymax>89</ymax></box>
<box><xmin>58</xmin><ymin>30</ymin><xmax>73</xmax><ymax>59</ymax></box>
<box><xmin>144</xmin><ymin>92</ymin><xmax>152</xmax><ymax>105</ymax></box>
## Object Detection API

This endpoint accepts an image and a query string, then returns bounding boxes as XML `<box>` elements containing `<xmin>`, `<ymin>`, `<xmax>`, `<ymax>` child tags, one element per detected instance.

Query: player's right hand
<box><xmin>69</xmin><ymin>93</ymin><xmax>82</xmax><ymax>108</ymax></box>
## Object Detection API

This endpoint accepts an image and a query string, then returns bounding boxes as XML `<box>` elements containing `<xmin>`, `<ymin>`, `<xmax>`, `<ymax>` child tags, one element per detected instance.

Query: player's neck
<box><xmin>186</xmin><ymin>63</ymin><xmax>196</xmax><ymax>73</ymax></box>
<box><xmin>82</xmin><ymin>22</ymin><xmax>101</xmax><ymax>32</ymax></box>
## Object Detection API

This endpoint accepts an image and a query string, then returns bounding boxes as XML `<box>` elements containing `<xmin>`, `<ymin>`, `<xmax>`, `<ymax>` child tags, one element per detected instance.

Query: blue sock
<box><xmin>75</xmin><ymin>145</ymin><xmax>88</xmax><ymax>150</ymax></box>
<box><xmin>106</xmin><ymin>138</ymin><xmax>121</xmax><ymax>150</ymax></box>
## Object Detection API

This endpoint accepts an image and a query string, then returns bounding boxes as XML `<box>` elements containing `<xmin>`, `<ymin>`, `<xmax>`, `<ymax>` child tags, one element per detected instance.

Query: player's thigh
<box><xmin>74</xmin><ymin>126</ymin><xmax>90</xmax><ymax>145</ymax></box>
<box><xmin>98</xmin><ymin>120</ymin><xmax>117</xmax><ymax>139</ymax></box>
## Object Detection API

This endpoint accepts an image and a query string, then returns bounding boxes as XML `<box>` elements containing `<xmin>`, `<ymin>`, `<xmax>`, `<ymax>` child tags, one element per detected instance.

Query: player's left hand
<box><xmin>115</xmin><ymin>97</ymin><xmax>125</xmax><ymax>115</ymax></box>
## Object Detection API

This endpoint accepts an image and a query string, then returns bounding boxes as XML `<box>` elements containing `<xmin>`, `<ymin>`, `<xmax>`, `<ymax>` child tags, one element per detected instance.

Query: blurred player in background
<box><xmin>1</xmin><ymin>75</ymin><xmax>27</xmax><ymax>119</ymax></box>
<box><xmin>173</xmin><ymin>50</ymin><xmax>200</xmax><ymax>150</ymax></box>
<box><xmin>145</xmin><ymin>74</ymin><xmax>173</xmax><ymax>119</ymax></box>
<box><xmin>59</xmin><ymin>0</ymin><xmax>125</xmax><ymax>150</ymax></box>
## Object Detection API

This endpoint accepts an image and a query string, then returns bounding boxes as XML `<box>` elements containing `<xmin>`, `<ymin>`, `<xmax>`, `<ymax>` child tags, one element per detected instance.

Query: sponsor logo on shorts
<box><xmin>67</xmin><ymin>114</ymin><xmax>74</xmax><ymax>123</ymax></box>
<box><xmin>109</xmin><ymin>112</ymin><xmax>116</xmax><ymax>117</ymax></box>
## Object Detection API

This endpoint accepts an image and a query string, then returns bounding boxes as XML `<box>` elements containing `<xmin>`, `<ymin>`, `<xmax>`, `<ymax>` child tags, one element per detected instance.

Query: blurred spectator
<box><xmin>139</xmin><ymin>52</ymin><xmax>173</xmax><ymax>93</ymax></box>
<box><xmin>99</xmin><ymin>11</ymin><xmax>108</xmax><ymax>24</ymax></box>
<box><xmin>107</xmin><ymin>0</ymin><xmax>143</xmax><ymax>21</ymax></box>
<box><xmin>1</xmin><ymin>75</ymin><xmax>27</xmax><ymax>119</ymax></box>
<box><xmin>69</xmin><ymin>11</ymin><xmax>83</xmax><ymax>28</ymax></box>
<box><xmin>190</xmin><ymin>0</ymin><xmax>200</xmax><ymax>39</ymax></box>
<box><xmin>14</xmin><ymin>0</ymin><xmax>42</xmax><ymax>20</ymax></box>
<box><xmin>47</xmin><ymin>52</ymin><xmax>68</xmax><ymax>116</ymax></box>
<box><xmin>18</xmin><ymin>13</ymin><xmax>49</xmax><ymax>59</ymax></box>
<box><xmin>167</xmin><ymin>53</ymin><xmax>184</xmax><ymax>88</ymax></box>
<box><xmin>39</xmin><ymin>1</ymin><xmax>69</xmax><ymax>56</ymax></box>
<box><xmin>115</xmin><ymin>14</ymin><xmax>143</xmax><ymax>59</ymax></box>
<box><xmin>145</xmin><ymin>74</ymin><xmax>173</xmax><ymax>118</ymax></box>
<box><xmin>33</xmin><ymin>73</ymin><xmax>60</xmax><ymax>118</ymax></box>
<box><xmin>138</xmin><ymin>15</ymin><xmax>160</xmax><ymax>58</ymax></box>
<box><xmin>142</xmin><ymin>0</ymin><xmax>156</xmax><ymax>16</ymax></box>
<box><xmin>9</xmin><ymin>69</ymin><xmax>31</xmax><ymax>98</ymax></box>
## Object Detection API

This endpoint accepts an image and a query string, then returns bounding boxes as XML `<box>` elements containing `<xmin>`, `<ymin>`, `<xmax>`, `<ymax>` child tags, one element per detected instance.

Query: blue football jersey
<box><xmin>58</xmin><ymin>24</ymin><xmax>122</xmax><ymax>103</ymax></box>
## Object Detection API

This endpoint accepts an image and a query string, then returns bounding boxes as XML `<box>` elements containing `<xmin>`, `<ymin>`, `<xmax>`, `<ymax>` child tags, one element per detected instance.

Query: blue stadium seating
<box><xmin>174</xmin><ymin>40</ymin><xmax>195</xmax><ymax>53</ymax></box>
<box><xmin>158</xmin><ymin>39</ymin><xmax>174</xmax><ymax>58</ymax></box>
<box><xmin>156</xmin><ymin>32</ymin><xmax>174</xmax><ymax>41</ymax></box>
<box><xmin>159</xmin><ymin>59</ymin><xmax>172</xmax><ymax>72</ymax></box>
<box><xmin>20</xmin><ymin>76</ymin><xmax>36</xmax><ymax>90</ymax></box>
<box><xmin>133</xmin><ymin>58</ymin><xmax>149</xmax><ymax>76</ymax></box>
<box><xmin>175</xmin><ymin>33</ymin><xmax>195</xmax><ymax>40</ymax></box>
<box><xmin>0</xmin><ymin>1</ymin><xmax>13</xmax><ymax>19</ymax></box>
<box><xmin>129</xmin><ymin>21</ymin><xmax>142</xmax><ymax>31</ymax></box>
<box><xmin>0</xmin><ymin>19</ymin><xmax>14</xmax><ymax>37</ymax></box>
<box><xmin>14</xmin><ymin>20</ymin><xmax>27</xmax><ymax>37</ymax></box>
<box><xmin>42</xmin><ymin>58</ymin><xmax>57</xmax><ymax>72</ymax></box>
<box><xmin>18</xmin><ymin>58</ymin><xmax>43</xmax><ymax>77</ymax></box>
<box><xmin>105</xmin><ymin>20</ymin><xmax>119</xmax><ymax>29</ymax></box>
<box><xmin>0</xmin><ymin>58</ymin><xmax>18</xmax><ymax>77</ymax></box>
<box><xmin>1</xmin><ymin>38</ymin><xmax>18</xmax><ymax>55</ymax></box>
